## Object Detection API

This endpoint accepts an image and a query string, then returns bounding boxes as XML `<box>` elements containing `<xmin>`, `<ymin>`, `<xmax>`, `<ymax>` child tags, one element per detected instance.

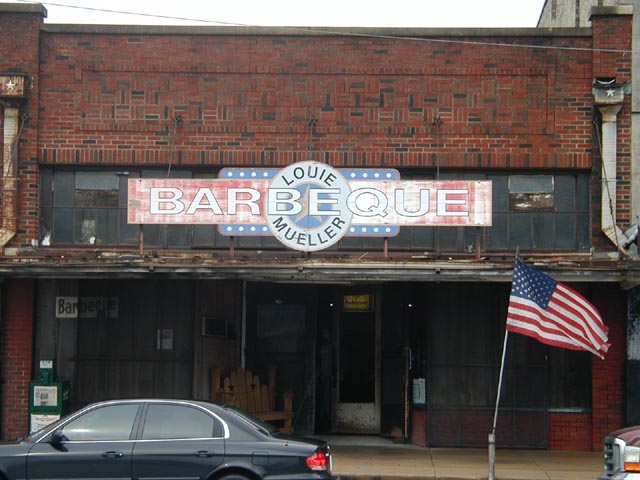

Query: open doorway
<box><xmin>331</xmin><ymin>290</ymin><xmax>380</xmax><ymax>434</ymax></box>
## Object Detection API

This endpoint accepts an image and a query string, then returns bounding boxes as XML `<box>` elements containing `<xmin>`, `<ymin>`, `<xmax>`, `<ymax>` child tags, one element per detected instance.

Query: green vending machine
<box><xmin>28</xmin><ymin>360</ymin><xmax>70</xmax><ymax>433</ymax></box>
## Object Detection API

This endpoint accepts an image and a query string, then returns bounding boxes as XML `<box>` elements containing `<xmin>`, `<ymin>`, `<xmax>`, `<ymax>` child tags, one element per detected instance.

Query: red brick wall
<box><xmin>36</xmin><ymin>31</ymin><xmax>596</xmax><ymax>172</ymax></box>
<box><xmin>590</xmin><ymin>283</ymin><xmax>627</xmax><ymax>451</ymax></box>
<box><xmin>1</xmin><ymin>279</ymin><xmax>35</xmax><ymax>440</ymax></box>
<box><xmin>31</xmin><ymin>15</ymin><xmax>632</xmax><ymax>256</ymax></box>
<box><xmin>591</xmin><ymin>12</ymin><xmax>633</xmax><ymax>243</ymax></box>
<box><xmin>0</xmin><ymin>6</ymin><xmax>634</xmax><ymax>449</ymax></box>
<box><xmin>0</xmin><ymin>7</ymin><xmax>43</xmax><ymax>250</ymax></box>
<box><xmin>545</xmin><ymin>283</ymin><xmax>626</xmax><ymax>452</ymax></box>
<box><xmin>548</xmin><ymin>412</ymin><xmax>593</xmax><ymax>451</ymax></box>
<box><xmin>410</xmin><ymin>409</ymin><xmax>427</xmax><ymax>446</ymax></box>
<box><xmin>0</xmin><ymin>7</ymin><xmax>43</xmax><ymax>439</ymax></box>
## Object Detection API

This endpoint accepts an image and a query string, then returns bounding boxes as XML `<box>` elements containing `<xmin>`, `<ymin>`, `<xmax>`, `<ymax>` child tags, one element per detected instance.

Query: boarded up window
<box><xmin>509</xmin><ymin>175</ymin><xmax>554</xmax><ymax>210</ymax></box>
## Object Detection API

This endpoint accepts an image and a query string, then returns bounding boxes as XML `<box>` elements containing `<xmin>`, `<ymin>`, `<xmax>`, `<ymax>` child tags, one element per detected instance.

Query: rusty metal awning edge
<box><xmin>0</xmin><ymin>259</ymin><xmax>636</xmax><ymax>286</ymax></box>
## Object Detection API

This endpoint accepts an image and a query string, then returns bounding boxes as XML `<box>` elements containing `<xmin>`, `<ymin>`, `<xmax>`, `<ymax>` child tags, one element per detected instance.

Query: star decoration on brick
<box><xmin>5</xmin><ymin>79</ymin><xmax>15</xmax><ymax>92</ymax></box>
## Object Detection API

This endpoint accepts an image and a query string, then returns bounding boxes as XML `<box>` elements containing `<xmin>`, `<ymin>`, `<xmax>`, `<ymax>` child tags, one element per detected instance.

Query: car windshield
<box><xmin>223</xmin><ymin>405</ymin><xmax>280</xmax><ymax>435</ymax></box>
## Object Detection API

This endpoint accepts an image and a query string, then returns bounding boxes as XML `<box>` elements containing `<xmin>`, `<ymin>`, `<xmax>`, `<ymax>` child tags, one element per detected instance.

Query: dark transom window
<box><xmin>39</xmin><ymin>169</ymin><xmax>590</xmax><ymax>253</ymax></box>
<box><xmin>40</xmin><ymin>170</ymin><xmax>136</xmax><ymax>247</ymax></box>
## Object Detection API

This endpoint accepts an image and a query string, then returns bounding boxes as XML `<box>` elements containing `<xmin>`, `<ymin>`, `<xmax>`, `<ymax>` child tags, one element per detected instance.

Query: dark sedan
<box><xmin>0</xmin><ymin>399</ymin><xmax>333</xmax><ymax>480</ymax></box>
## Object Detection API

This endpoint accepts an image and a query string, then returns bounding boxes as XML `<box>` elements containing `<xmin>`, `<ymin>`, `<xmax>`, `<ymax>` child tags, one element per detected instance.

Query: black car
<box><xmin>0</xmin><ymin>399</ymin><xmax>333</xmax><ymax>480</ymax></box>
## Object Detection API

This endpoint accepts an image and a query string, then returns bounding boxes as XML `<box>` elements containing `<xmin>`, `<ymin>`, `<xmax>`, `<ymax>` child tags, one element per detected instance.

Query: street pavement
<box><xmin>317</xmin><ymin>436</ymin><xmax>603</xmax><ymax>480</ymax></box>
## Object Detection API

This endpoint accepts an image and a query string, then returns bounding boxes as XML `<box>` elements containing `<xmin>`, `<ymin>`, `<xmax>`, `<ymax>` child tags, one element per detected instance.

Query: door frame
<box><xmin>331</xmin><ymin>287</ymin><xmax>381</xmax><ymax>434</ymax></box>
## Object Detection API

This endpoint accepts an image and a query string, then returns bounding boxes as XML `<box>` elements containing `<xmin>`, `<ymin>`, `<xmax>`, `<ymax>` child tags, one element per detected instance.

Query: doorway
<box><xmin>333</xmin><ymin>291</ymin><xmax>380</xmax><ymax>433</ymax></box>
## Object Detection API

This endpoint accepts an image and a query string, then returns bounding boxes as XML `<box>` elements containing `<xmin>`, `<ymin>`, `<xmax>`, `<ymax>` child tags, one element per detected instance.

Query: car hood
<box><xmin>609</xmin><ymin>426</ymin><xmax>640</xmax><ymax>446</ymax></box>
<box><xmin>0</xmin><ymin>440</ymin><xmax>31</xmax><ymax>455</ymax></box>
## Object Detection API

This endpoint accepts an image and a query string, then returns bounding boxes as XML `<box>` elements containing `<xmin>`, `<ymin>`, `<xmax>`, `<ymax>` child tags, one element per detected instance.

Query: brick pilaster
<box><xmin>1</xmin><ymin>279</ymin><xmax>35</xmax><ymax>440</ymax></box>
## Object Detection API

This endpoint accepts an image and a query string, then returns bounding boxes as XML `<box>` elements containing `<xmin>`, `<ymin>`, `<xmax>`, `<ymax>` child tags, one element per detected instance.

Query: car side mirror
<box><xmin>50</xmin><ymin>429</ymin><xmax>67</xmax><ymax>446</ymax></box>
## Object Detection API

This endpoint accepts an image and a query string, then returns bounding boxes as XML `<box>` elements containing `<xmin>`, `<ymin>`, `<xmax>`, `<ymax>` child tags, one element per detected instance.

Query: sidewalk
<box><xmin>319</xmin><ymin>436</ymin><xmax>603</xmax><ymax>480</ymax></box>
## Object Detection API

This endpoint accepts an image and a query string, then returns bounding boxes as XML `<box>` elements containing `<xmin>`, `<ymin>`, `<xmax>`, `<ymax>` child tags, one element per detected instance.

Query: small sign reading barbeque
<box><xmin>128</xmin><ymin>161</ymin><xmax>492</xmax><ymax>252</ymax></box>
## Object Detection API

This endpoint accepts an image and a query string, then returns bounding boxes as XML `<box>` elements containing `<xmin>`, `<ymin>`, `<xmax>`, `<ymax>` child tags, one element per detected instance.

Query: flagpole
<box><xmin>489</xmin><ymin>326</ymin><xmax>510</xmax><ymax>480</ymax></box>
<box><xmin>488</xmin><ymin>252</ymin><xmax>609</xmax><ymax>479</ymax></box>
<box><xmin>492</xmin><ymin>330</ymin><xmax>510</xmax><ymax>433</ymax></box>
<box><xmin>490</xmin><ymin>252</ymin><xmax>519</xmax><ymax>480</ymax></box>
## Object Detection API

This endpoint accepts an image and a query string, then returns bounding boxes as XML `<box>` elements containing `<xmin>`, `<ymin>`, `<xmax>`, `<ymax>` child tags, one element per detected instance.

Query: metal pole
<box><xmin>493</xmin><ymin>330</ymin><xmax>509</xmax><ymax>433</ymax></box>
<box><xmin>489</xmin><ymin>330</ymin><xmax>510</xmax><ymax>480</ymax></box>
<box><xmin>488</xmin><ymin>432</ymin><xmax>496</xmax><ymax>480</ymax></box>
<box><xmin>138</xmin><ymin>224</ymin><xmax>144</xmax><ymax>256</ymax></box>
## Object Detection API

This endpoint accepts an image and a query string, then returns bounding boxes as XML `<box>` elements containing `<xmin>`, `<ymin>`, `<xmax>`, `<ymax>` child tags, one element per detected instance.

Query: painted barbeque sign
<box><xmin>128</xmin><ymin>161</ymin><xmax>492</xmax><ymax>252</ymax></box>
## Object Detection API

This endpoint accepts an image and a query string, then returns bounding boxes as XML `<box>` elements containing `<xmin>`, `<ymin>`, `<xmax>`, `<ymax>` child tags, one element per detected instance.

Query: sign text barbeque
<box><xmin>128</xmin><ymin>161</ymin><xmax>492</xmax><ymax>252</ymax></box>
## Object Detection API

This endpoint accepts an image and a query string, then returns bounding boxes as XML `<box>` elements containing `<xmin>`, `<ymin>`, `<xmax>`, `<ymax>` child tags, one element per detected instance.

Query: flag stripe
<box><xmin>506</xmin><ymin>320</ymin><xmax>587</xmax><ymax>351</ymax></box>
<box><xmin>505</xmin><ymin>260</ymin><xmax>609</xmax><ymax>359</ymax></box>
<box><xmin>508</xmin><ymin>306</ymin><xmax>582</xmax><ymax>347</ymax></box>
<box><xmin>508</xmin><ymin>298</ymin><xmax>607</xmax><ymax>358</ymax></box>
<box><xmin>545</xmin><ymin>300</ymin><xmax>602</xmax><ymax>348</ymax></box>
<box><xmin>553</xmin><ymin>284</ymin><xmax>608</xmax><ymax>344</ymax></box>
<box><xmin>547</xmin><ymin>287</ymin><xmax>609</xmax><ymax>350</ymax></box>
<box><xmin>507</xmin><ymin>299</ymin><xmax>601</xmax><ymax>354</ymax></box>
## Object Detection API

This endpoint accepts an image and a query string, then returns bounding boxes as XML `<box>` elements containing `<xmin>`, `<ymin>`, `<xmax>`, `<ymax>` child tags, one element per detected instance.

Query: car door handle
<box><xmin>102</xmin><ymin>451</ymin><xmax>124</xmax><ymax>458</ymax></box>
<box><xmin>196</xmin><ymin>450</ymin><xmax>215</xmax><ymax>457</ymax></box>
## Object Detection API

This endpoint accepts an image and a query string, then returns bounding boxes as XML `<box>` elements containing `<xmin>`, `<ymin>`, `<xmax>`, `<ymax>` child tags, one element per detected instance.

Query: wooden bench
<box><xmin>211</xmin><ymin>365</ymin><xmax>294</xmax><ymax>433</ymax></box>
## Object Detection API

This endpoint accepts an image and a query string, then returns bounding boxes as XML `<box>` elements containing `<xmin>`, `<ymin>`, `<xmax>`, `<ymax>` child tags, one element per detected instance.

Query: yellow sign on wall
<box><xmin>343</xmin><ymin>294</ymin><xmax>372</xmax><ymax>311</ymax></box>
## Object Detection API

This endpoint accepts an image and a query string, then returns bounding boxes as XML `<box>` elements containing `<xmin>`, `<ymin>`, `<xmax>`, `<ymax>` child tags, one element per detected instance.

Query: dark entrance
<box><xmin>333</xmin><ymin>293</ymin><xmax>379</xmax><ymax>433</ymax></box>
<box><xmin>319</xmin><ymin>285</ymin><xmax>411</xmax><ymax>437</ymax></box>
<box><xmin>245</xmin><ymin>282</ymin><xmax>318</xmax><ymax>434</ymax></box>
<box><xmin>338</xmin><ymin>311</ymin><xmax>375</xmax><ymax>403</ymax></box>
<box><xmin>423</xmin><ymin>282</ymin><xmax>549</xmax><ymax>448</ymax></box>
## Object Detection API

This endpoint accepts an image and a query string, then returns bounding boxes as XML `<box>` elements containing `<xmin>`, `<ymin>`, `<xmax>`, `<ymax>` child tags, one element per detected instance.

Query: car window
<box><xmin>141</xmin><ymin>404</ymin><xmax>219</xmax><ymax>440</ymax></box>
<box><xmin>61</xmin><ymin>404</ymin><xmax>140</xmax><ymax>441</ymax></box>
<box><xmin>224</xmin><ymin>405</ymin><xmax>278</xmax><ymax>435</ymax></box>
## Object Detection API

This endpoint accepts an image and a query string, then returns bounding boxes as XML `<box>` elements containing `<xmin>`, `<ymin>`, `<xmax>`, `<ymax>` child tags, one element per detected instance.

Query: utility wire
<box><xmin>17</xmin><ymin>0</ymin><xmax>238</xmax><ymax>25</ymax></box>
<box><xmin>14</xmin><ymin>0</ymin><xmax>633</xmax><ymax>54</ymax></box>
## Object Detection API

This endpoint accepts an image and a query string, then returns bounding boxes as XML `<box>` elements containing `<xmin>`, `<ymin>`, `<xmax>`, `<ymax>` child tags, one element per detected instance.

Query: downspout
<box><xmin>0</xmin><ymin>106</ymin><xmax>20</xmax><ymax>248</ymax></box>
<box><xmin>593</xmin><ymin>80</ymin><xmax>637</xmax><ymax>257</ymax></box>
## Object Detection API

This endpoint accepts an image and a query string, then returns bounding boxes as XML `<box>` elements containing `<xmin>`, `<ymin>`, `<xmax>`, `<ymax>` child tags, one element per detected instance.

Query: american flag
<box><xmin>506</xmin><ymin>260</ymin><xmax>609</xmax><ymax>359</ymax></box>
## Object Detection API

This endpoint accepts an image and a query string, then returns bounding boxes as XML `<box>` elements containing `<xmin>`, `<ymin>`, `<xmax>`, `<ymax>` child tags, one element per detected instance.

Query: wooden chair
<box><xmin>211</xmin><ymin>365</ymin><xmax>294</xmax><ymax>433</ymax></box>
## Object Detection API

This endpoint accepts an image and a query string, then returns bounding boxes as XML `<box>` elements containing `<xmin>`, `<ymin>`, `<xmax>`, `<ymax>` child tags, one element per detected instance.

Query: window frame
<box><xmin>139</xmin><ymin>402</ymin><xmax>224</xmax><ymax>440</ymax></box>
<box><xmin>59</xmin><ymin>403</ymin><xmax>141</xmax><ymax>442</ymax></box>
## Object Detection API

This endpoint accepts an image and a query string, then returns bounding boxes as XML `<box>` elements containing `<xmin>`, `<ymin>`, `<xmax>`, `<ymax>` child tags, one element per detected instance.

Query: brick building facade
<box><xmin>0</xmin><ymin>3</ymin><xmax>637</xmax><ymax>450</ymax></box>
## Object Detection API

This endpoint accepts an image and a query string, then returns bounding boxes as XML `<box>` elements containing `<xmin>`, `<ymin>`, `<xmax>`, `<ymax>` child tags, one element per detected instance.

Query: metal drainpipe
<box><xmin>594</xmin><ymin>80</ymin><xmax>636</xmax><ymax>257</ymax></box>
<box><xmin>0</xmin><ymin>106</ymin><xmax>20</xmax><ymax>248</ymax></box>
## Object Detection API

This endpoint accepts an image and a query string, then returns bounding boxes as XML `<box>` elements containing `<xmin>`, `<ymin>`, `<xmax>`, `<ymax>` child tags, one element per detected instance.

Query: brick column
<box><xmin>1</xmin><ymin>279</ymin><xmax>34</xmax><ymax>440</ymax></box>
<box><xmin>591</xmin><ymin>284</ymin><xmax>626</xmax><ymax>451</ymax></box>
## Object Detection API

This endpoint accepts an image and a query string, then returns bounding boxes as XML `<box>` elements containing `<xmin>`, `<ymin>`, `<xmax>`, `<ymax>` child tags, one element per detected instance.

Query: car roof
<box><xmin>28</xmin><ymin>398</ymin><xmax>239</xmax><ymax>443</ymax></box>
<box><xmin>82</xmin><ymin>398</ymin><xmax>231</xmax><ymax>417</ymax></box>
<box><xmin>86</xmin><ymin>398</ymin><xmax>221</xmax><ymax>409</ymax></box>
